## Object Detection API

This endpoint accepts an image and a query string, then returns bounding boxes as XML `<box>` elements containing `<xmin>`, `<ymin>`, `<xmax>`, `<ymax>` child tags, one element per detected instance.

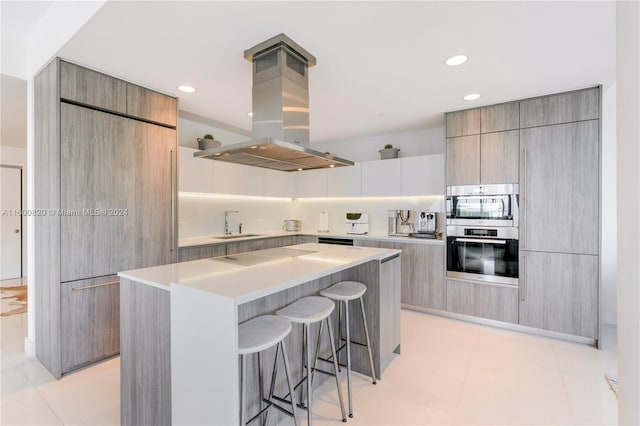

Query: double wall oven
<box><xmin>446</xmin><ymin>184</ymin><xmax>519</xmax><ymax>285</ymax></box>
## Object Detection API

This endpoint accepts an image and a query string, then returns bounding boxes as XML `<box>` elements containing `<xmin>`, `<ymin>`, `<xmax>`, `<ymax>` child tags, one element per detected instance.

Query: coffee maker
<box><xmin>388</xmin><ymin>210</ymin><xmax>414</xmax><ymax>236</ymax></box>
<box><xmin>413</xmin><ymin>211</ymin><xmax>438</xmax><ymax>238</ymax></box>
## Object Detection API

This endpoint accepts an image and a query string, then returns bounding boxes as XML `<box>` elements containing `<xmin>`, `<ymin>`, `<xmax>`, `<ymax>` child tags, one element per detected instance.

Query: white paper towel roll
<box><xmin>318</xmin><ymin>212</ymin><xmax>329</xmax><ymax>232</ymax></box>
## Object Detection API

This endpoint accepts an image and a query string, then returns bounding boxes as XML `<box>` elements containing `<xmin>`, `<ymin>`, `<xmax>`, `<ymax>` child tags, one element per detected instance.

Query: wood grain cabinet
<box><xmin>60</xmin><ymin>277</ymin><xmax>120</xmax><ymax>373</ymax></box>
<box><xmin>396</xmin><ymin>243</ymin><xmax>444</xmax><ymax>310</ymax></box>
<box><xmin>446</xmin><ymin>135</ymin><xmax>480</xmax><ymax>185</ymax></box>
<box><xmin>480</xmin><ymin>102</ymin><xmax>519</xmax><ymax>133</ymax></box>
<box><xmin>446</xmin><ymin>278</ymin><xmax>518</xmax><ymax>324</ymax></box>
<box><xmin>519</xmin><ymin>87</ymin><xmax>599</xmax><ymax>128</ymax></box>
<box><xmin>126</xmin><ymin>83</ymin><xmax>178</xmax><ymax>127</ymax></box>
<box><xmin>446</xmin><ymin>108</ymin><xmax>480</xmax><ymax>137</ymax></box>
<box><xmin>520</xmin><ymin>120</ymin><xmax>599</xmax><ymax>255</ymax></box>
<box><xmin>480</xmin><ymin>130</ymin><xmax>519</xmax><ymax>184</ymax></box>
<box><xmin>35</xmin><ymin>58</ymin><xmax>178</xmax><ymax>378</ymax></box>
<box><xmin>178</xmin><ymin>244</ymin><xmax>226</xmax><ymax>262</ymax></box>
<box><xmin>519</xmin><ymin>251</ymin><xmax>598</xmax><ymax>338</ymax></box>
<box><xmin>60</xmin><ymin>61</ymin><xmax>127</xmax><ymax>114</ymax></box>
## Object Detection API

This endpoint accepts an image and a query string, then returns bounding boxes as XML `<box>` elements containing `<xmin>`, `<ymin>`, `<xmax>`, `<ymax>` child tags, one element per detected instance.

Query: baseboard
<box><xmin>24</xmin><ymin>336</ymin><xmax>35</xmax><ymax>357</ymax></box>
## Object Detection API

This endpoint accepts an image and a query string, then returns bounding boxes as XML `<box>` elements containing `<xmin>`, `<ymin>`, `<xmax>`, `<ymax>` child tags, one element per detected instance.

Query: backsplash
<box><xmin>179</xmin><ymin>193</ymin><xmax>445</xmax><ymax>239</ymax></box>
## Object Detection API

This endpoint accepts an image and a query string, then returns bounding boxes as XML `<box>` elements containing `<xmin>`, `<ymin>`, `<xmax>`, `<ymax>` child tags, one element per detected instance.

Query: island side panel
<box><xmin>120</xmin><ymin>278</ymin><xmax>171</xmax><ymax>426</ymax></box>
<box><xmin>171</xmin><ymin>283</ymin><xmax>239</xmax><ymax>426</ymax></box>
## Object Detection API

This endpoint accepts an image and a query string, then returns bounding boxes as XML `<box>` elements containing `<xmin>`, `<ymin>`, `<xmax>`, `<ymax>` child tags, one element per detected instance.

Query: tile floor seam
<box><xmin>552</xmin><ymin>341</ymin><xmax>582</xmax><ymax>426</ymax></box>
<box><xmin>32</xmin><ymin>384</ymin><xmax>68</xmax><ymax>425</ymax></box>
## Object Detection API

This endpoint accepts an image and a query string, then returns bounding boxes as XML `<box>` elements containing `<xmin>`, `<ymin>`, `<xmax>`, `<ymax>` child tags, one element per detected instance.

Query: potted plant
<box><xmin>197</xmin><ymin>133</ymin><xmax>221</xmax><ymax>150</ymax></box>
<box><xmin>378</xmin><ymin>144</ymin><xmax>400</xmax><ymax>160</ymax></box>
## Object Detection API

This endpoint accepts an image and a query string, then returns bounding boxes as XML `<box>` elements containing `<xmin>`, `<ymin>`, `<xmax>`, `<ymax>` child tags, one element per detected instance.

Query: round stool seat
<box><xmin>276</xmin><ymin>296</ymin><xmax>334</xmax><ymax>324</ymax></box>
<box><xmin>238</xmin><ymin>315</ymin><xmax>292</xmax><ymax>355</ymax></box>
<box><xmin>320</xmin><ymin>281</ymin><xmax>367</xmax><ymax>301</ymax></box>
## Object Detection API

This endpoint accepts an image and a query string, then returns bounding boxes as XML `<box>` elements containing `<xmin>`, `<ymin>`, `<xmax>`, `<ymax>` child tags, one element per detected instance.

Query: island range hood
<box><xmin>194</xmin><ymin>34</ymin><xmax>354</xmax><ymax>172</ymax></box>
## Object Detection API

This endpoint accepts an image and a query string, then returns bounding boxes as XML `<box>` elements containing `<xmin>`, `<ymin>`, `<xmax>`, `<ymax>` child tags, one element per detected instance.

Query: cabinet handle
<box><xmin>521</xmin><ymin>148</ymin><xmax>527</xmax><ymax>249</ymax></box>
<box><xmin>72</xmin><ymin>280</ymin><xmax>119</xmax><ymax>291</ymax></box>
<box><xmin>519</xmin><ymin>255</ymin><xmax>526</xmax><ymax>302</ymax></box>
<box><xmin>456</xmin><ymin>238</ymin><xmax>506</xmax><ymax>245</ymax></box>
<box><xmin>170</xmin><ymin>149</ymin><xmax>175</xmax><ymax>254</ymax></box>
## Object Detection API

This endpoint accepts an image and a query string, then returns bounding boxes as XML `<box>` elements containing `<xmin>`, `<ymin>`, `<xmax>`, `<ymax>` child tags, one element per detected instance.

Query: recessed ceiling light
<box><xmin>329</xmin><ymin>164</ymin><xmax>335</xmax><ymax>168</ymax></box>
<box><xmin>178</xmin><ymin>85</ymin><xmax>196</xmax><ymax>93</ymax></box>
<box><xmin>247</xmin><ymin>112</ymin><xmax>254</xmax><ymax>117</ymax></box>
<box><xmin>464</xmin><ymin>93</ymin><xmax>481</xmax><ymax>101</ymax></box>
<box><xmin>445</xmin><ymin>55</ymin><xmax>468</xmax><ymax>66</ymax></box>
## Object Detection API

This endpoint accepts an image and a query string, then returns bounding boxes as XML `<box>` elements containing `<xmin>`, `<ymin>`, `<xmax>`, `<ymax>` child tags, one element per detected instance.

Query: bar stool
<box><xmin>276</xmin><ymin>296</ymin><xmax>347</xmax><ymax>426</ymax></box>
<box><xmin>320</xmin><ymin>281</ymin><xmax>377</xmax><ymax>418</ymax></box>
<box><xmin>238</xmin><ymin>315</ymin><xmax>299</xmax><ymax>426</ymax></box>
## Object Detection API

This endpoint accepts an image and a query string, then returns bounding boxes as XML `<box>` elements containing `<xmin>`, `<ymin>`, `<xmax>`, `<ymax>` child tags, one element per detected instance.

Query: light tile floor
<box><xmin>1</xmin><ymin>310</ymin><xmax>618</xmax><ymax>425</ymax></box>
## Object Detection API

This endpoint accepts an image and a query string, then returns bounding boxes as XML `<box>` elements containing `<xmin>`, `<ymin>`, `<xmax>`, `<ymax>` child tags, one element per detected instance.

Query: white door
<box><xmin>0</xmin><ymin>167</ymin><xmax>22</xmax><ymax>280</ymax></box>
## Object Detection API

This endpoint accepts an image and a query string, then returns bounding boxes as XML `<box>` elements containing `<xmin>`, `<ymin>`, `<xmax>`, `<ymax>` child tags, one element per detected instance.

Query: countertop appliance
<box><xmin>446</xmin><ymin>225</ymin><xmax>519</xmax><ymax>285</ymax></box>
<box><xmin>417</xmin><ymin>211</ymin><xmax>437</xmax><ymax>233</ymax></box>
<box><xmin>387</xmin><ymin>210</ymin><xmax>399</xmax><ymax>235</ymax></box>
<box><xmin>194</xmin><ymin>34</ymin><xmax>354</xmax><ymax>171</ymax></box>
<box><xmin>446</xmin><ymin>184</ymin><xmax>519</xmax><ymax>227</ymax></box>
<box><xmin>282</xmin><ymin>219</ymin><xmax>301</xmax><ymax>232</ymax></box>
<box><xmin>346</xmin><ymin>212</ymin><xmax>369</xmax><ymax>234</ymax></box>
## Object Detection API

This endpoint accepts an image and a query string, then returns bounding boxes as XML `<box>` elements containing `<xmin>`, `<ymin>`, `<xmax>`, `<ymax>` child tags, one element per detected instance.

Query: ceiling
<box><xmin>12</xmin><ymin>2</ymin><xmax>619</xmax><ymax>145</ymax></box>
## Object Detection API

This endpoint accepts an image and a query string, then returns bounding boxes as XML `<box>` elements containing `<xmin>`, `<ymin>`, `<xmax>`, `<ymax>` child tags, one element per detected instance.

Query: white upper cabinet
<box><xmin>296</xmin><ymin>169</ymin><xmax>328</xmax><ymax>198</ymax></box>
<box><xmin>327</xmin><ymin>163</ymin><xmax>362</xmax><ymax>197</ymax></box>
<box><xmin>401</xmin><ymin>154</ymin><xmax>445</xmax><ymax>196</ymax></box>
<box><xmin>264</xmin><ymin>169</ymin><xmax>295</xmax><ymax>198</ymax></box>
<box><xmin>179</xmin><ymin>146</ymin><xmax>214</xmax><ymax>193</ymax></box>
<box><xmin>361</xmin><ymin>158</ymin><xmax>401</xmax><ymax>196</ymax></box>
<box><xmin>212</xmin><ymin>161</ymin><xmax>264</xmax><ymax>196</ymax></box>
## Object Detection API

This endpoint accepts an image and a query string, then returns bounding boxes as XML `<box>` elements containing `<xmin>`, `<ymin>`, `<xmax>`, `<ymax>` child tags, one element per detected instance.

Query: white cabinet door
<box><xmin>296</xmin><ymin>169</ymin><xmax>327</xmax><ymax>198</ymax></box>
<box><xmin>178</xmin><ymin>146</ymin><xmax>213</xmax><ymax>193</ymax></box>
<box><xmin>327</xmin><ymin>163</ymin><xmax>362</xmax><ymax>197</ymax></box>
<box><xmin>264</xmin><ymin>169</ymin><xmax>295</xmax><ymax>198</ymax></box>
<box><xmin>212</xmin><ymin>161</ymin><xmax>264</xmax><ymax>196</ymax></box>
<box><xmin>361</xmin><ymin>158</ymin><xmax>401</xmax><ymax>196</ymax></box>
<box><xmin>401</xmin><ymin>154</ymin><xmax>444</xmax><ymax>196</ymax></box>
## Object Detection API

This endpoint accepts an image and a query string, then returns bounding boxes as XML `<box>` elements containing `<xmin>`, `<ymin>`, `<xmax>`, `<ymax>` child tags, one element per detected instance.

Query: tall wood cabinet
<box><xmin>35</xmin><ymin>58</ymin><xmax>178</xmax><ymax>377</ymax></box>
<box><xmin>518</xmin><ymin>87</ymin><xmax>600</xmax><ymax>339</ymax></box>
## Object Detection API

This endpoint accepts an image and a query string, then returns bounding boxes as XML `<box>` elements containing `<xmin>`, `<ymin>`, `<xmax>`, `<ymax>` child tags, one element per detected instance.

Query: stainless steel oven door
<box><xmin>446</xmin><ymin>184</ymin><xmax>518</xmax><ymax>227</ymax></box>
<box><xmin>446</xmin><ymin>227</ymin><xmax>519</xmax><ymax>285</ymax></box>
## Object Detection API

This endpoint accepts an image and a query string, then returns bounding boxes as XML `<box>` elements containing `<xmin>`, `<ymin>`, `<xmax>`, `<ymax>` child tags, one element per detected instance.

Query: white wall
<box><xmin>291</xmin><ymin>196</ymin><xmax>444</xmax><ymax>236</ymax></box>
<box><xmin>179</xmin><ymin>112</ymin><xmax>250</xmax><ymax>149</ymax></box>
<box><xmin>1</xmin><ymin>145</ymin><xmax>27</xmax><ymax>277</ymax></box>
<box><xmin>313</xmin><ymin>127</ymin><xmax>445</xmax><ymax>162</ymax></box>
<box><xmin>601</xmin><ymin>82</ymin><xmax>618</xmax><ymax>327</ymax></box>
<box><xmin>616</xmin><ymin>1</ymin><xmax>640</xmax><ymax>424</ymax></box>
<box><xmin>178</xmin><ymin>194</ymin><xmax>292</xmax><ymax>239</ymax></box>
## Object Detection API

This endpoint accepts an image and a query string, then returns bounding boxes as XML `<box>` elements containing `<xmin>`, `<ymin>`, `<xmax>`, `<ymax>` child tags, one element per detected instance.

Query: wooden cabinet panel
<box><xmin>60</xmin><ymin>104</ymin><xmax>132</xmax><ymax>282</ymax></box>
<box><xmin>520</xmin><ymin>121</ymin><xmax>599</xmax><ymax>254</ymax></box>
<box><xmin>126</xmin><ymin>83</ymin><xmax>177</xmax><ymax>127</ymax></box>
<box><xmin>480</xmin><ymin>130</ymin><xmax>519</xmax><ymax>184</ymax></box>
<box><xmin>379</xmin><ymin>255</ymin><xmax>401</xmax><ymax>361</ymax></box>
<box><xmin>519</xmin><ymin>87</ymin><xmax>599</xmax><ymax>128</ymax></box>
<box><xmin>396</xmin><ymin>243</ymin><xmax>444</xmax><ymax>310</ymax></box>
<box><xmin>179</xmin><ymin>146</ymin><xmax>214</xmax><ymax>193</ymax></box>
<box><xmin>178</xmin><ymin>244</ymin><xmax>226</xmax><ymax>262</ymax></box>
<box><xmin>481</xmin><ymin>102</ymin><xmax>519</xmax><ymax>133</ymax></box>
<box><xmin>296</xmin><ymin>235</ymin><xmax>318</xmax><ymax>244</ymax></box>
<box><xmin>401</xmin><ymin>155</ymin><xmax>445</xmax><ymax>196</ymax></box>
<box><xmin>60</xmin><ymin>61</ymin><xmax>126</xmax><ymax>114</ymax></box>
<box><xmin>296</xmin><ymin>169</ymin><xmax>327</xmax><ymax>197</ymax></box>
<box><xmin>446</xmin><ymin>278</ymin><xmax>518</xmax><ymax>323</ymax></box>
<box><xmin>446</xmin><ymin>109</ymin><xmax>480</xmax><ymax>137</ymax></box>
<box><xmin>327</xmin><ymin>163</ymin><xmax>362</xmax><ymax>197</ymax></box>
<box><xmin>128</xmin><ymin>120</ymin><xmax>177</xmax><ymax>269</ymax></box>
<box><xmin>61</xmin><ymin>277</ymin><xmax>120</xmax><ymax>373</ymax></box>
<box><xmin>446</xmin><ymin>135</ymin><xmax>480</xmax><ymax>185</ymax></box>
<box><xmin>519</xmin><ymin>251</ymin><xmax>598</xmax><ymax>338</ymax></box>
<box><xmin>361</xmin><ymin>159</ymin><xmax>401</xmax><ymax>196</ymax></box>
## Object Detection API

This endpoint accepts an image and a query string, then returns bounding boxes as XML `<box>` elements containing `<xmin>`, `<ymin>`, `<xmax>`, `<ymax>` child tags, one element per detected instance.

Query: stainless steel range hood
<box><xmin>194</xmin><ymin>34</ymin><xmax>353</xmax><ymax>172</ymax></box>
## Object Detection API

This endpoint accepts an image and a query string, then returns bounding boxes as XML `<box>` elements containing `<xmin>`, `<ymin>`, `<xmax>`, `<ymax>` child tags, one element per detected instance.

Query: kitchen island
<box><xmin>118</xmin><ymin>243</ymin><xmax>401</xmax><ymax>426</ymax></box>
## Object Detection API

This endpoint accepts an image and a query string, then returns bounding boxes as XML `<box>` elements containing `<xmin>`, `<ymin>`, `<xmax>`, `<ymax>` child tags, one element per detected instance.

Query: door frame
<box><xmin>1</xmin><ymin>164</ymin><xmax>23</xmax><ymax>279</ymax></box>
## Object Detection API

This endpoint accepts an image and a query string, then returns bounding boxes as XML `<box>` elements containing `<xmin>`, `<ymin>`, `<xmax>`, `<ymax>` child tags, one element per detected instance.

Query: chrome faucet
<box><xmin>224</xmin><ymin>211</ymin><xmax>239</xmax><ymax>235</ymax></box>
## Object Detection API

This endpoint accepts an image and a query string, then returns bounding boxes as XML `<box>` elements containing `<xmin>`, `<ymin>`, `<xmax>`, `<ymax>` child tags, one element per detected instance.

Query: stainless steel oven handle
<box><xmin>456</xmin><ymin>238</ymin><xmax>507</xmax><ymax>244</ymax></box>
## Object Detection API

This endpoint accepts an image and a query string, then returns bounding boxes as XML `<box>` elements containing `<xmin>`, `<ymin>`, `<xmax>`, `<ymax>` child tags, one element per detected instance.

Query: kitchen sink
<box><xmin>210</xmin><ymin>234</ymin><xmax>263</xmax><ymax>240</ymax></box>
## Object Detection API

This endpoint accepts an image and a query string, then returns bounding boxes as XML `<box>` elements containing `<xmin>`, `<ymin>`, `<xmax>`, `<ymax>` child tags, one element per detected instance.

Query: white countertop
<box><xmin>179</xmin><ymin>230</ymin><xmax>444</xmax><ymax>248</ymax></box>
<box><xmin>118</xmin><ymin>243</ymin><xmax>400</xmax><ymax>304</ymax></box>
